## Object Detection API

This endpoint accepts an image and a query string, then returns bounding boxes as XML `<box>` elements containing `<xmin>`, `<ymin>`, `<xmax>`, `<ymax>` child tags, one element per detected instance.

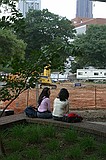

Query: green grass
<box><xmin>65</xmin><ymin>144</ymin><xmax>83</xmax><ymax>159</ymax></box>
<box><xmin>22</xmin><ymin>147</ymin><xmax>41</xmax><ymax>160</ymax></box>
<box><xmin>0</xmin><ymin>124</ymin><xmax>105</xmax><ymax>160</ymax></box>
<box><xmin>45</xmin><ymin>138</ymin><xmax>60</xmax><ymax>151</ymax></box>
<box><xmin>79</xmin><ymin>136</ymin><xmax>96</xmax><ymax>151</ymax></box>
<box><xmin>62</xmin><ymin>128</ymin><xmax>78</xmax><ymax>143</ymax></box>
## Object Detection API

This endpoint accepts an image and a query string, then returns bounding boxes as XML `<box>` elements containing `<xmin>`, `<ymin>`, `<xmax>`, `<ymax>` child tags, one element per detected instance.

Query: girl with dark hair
<box><xmin>52</xmin><ymin>88</ymin><xmax>69</xmax><ymax>121</ymax></box>
<box><xmin>37</xmin><ymin>87</ymin><xmax>52</xmax><ymax>119</ymax></box>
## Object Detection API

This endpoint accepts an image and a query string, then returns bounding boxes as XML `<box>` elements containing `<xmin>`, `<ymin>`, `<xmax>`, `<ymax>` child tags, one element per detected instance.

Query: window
<box><xmin>78</xmin><ymin>72</ymin><xmax>83</xmax><ymax>75</ymax></box>
<box><xmin>94</xmin><ymin>72</ymin><xmax>99</xmax><ymax>75</ymax></box>
<box><xmin>35</xmin><ymin>3</ymin><xmax>39</xmax><ymax>10</ymax></box>
<box><xmin>28</xmin><ymin>2</ymin><xmax>34</xmax><ymax>9</ymax></box>
<box><xmin>104</xmin><ymin>73</ymin><xmax>106</xmax><ymax>76</ymax></box>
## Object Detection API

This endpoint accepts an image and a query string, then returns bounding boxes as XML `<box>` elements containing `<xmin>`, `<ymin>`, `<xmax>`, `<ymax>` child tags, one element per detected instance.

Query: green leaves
<box><xmin>19</xmin><ymin>9</ymin><xmax>76</xmax><ymax>71</ymax></box>
<box><xmin>72</xmin><ymin>25</ymin><xmax>106</xmax><ymax>70</ymax></box>
<box><xmin>0</xmin><ymin>0</ymin><xmax>25</xmax><ymax>32</ymax></box>
<box><xmin>0</xmin><ymin>29</ymin><xmax>26</xmax><ymax>67</ymax></box>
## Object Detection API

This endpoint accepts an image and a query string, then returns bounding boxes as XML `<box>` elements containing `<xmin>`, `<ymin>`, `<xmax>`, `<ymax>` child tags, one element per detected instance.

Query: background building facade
<box><xmin>72</xmin><ymin>17</ymin><xmax>106</xmax><ymax>34</ymax></box>
<box><xmin>18</xmin><ymin>0</ymin><xmax>41</xmax><ymax>17</ymax></box>
<box><xmin>76</xmin><ymin>0</ymin><xmax>93</xmax><ymax>18</ymax></box>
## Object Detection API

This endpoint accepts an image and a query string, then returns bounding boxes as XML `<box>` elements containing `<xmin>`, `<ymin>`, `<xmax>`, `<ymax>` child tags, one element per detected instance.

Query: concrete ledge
<box><xmin>26</xmin><ymin>117</ymin><xmax>106</xmax><ymax>139</ymax></box>
<box><xmin>0</xmin><ymin>113</ymin><xmax>106</xmax><ymax>140</ymax></box>
<box><xmin>0</xmin><ymin>113</ymin><xmax>26</xmax><ymax>130</ymax></box>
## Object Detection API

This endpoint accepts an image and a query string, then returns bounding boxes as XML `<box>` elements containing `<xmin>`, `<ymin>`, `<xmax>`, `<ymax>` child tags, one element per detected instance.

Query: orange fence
<box><xmin>70</xmin><ymin>87</ymin><xmax>106</xmax><ymax>109</ymax></box>
<box><xmin>1</xmin><ymin>84</ymin><xmax>106</xmax><ymax>113</ymax></box>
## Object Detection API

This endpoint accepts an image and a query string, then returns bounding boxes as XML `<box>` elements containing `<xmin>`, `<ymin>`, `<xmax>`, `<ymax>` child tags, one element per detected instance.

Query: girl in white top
<box><xmin>52</xmin><ymin>88</ymin><xmax>69</xmax><ymax>121</ymax></box>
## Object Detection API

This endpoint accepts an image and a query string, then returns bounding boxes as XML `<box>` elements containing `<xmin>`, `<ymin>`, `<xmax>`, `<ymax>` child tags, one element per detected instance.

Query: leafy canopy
<box><xmin>0</xmin><ymin>29</ymin><xmax>26</xmax><ymax>68</ymax></box>
<box><xmin>0</xmin><ymin>0</ymin><xmax>25</xmax><ymax>32</ymax></box>
<box><xmin>72</xmin><ymin>25</ymin><xmax>106</xmax><ymax>70</ymax></box>
<box><xmin>19</xmin><ymin>9</ymin><xmax>76</xmax><ymax>70</ymax></box>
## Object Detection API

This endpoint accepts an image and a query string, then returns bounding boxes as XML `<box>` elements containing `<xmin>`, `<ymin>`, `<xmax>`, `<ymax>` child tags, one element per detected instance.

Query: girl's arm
<box><xmin>47</xmin><ymin>98</ymin><xmax>51</xmax><ymax>111</ymax></box>
<box><xmin>65</xmin><ymin>102</ymin><xmax>69</xmax><ymax>114</ymax></box>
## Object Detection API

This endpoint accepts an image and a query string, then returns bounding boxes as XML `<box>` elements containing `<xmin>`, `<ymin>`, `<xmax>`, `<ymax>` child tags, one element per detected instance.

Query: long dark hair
<box><xmin>38</xmin><ymin>87</ymin><xmax>50</xmax><ymax>105</ymax></box>
<box><xmin>58</xmin><ymin>88</ymin><xmax>69</xmax><ymax>101</ymax></box>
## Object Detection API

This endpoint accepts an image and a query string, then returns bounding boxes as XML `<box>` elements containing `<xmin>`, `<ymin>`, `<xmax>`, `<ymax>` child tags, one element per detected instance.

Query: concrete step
<box><xmin>0</xmin><ymin>113</ymin><xmax>106</xmax><ymax>141</ymax></box>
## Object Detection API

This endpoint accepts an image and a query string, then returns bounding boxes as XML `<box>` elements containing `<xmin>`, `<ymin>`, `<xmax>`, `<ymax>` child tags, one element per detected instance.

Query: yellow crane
<box><xmin>7</xmin><ymin>65</ymin><xmax>57</xmax><ymax>89</ymax></box>
<box><xmin>40</xmin><ymin>65</ymin><xmax>57</xmax><ymax>89</ymax></box>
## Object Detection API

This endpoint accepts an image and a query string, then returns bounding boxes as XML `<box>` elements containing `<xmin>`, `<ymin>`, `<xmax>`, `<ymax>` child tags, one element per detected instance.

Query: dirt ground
<box><xmin>1</xmin><ymin>82</ymin><xmax>106</xmax><ymax>121</ymax></box>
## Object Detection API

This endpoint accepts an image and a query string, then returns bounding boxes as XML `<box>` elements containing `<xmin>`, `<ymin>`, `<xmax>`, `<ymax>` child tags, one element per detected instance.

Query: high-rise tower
<box><xmin>18</xmin><ymin>0</ymin><xmax>41</xmax><ymax>17</ymax></box>
<box><xmin>76</xmin><ymin>0</ymin><xmax>93</xmax><ymax>18</ymax></box>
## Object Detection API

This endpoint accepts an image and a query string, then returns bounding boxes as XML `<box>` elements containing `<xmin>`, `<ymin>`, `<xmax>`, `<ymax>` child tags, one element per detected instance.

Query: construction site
<box><xmin>0</xmin><ymin>82</ymin><xmax>106</xmax><ymax>121</ymax></box>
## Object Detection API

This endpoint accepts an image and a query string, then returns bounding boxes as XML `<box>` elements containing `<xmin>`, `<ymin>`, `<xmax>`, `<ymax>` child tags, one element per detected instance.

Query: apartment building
<box><xmin>18</xmin><ymin>0</ymin><xmax>41</xmax><ymax>17</ymax></box>
<box><xmin>76</xmin><ymin>0</ymin><xmax>93</xmax><ymax>18</ymax></box>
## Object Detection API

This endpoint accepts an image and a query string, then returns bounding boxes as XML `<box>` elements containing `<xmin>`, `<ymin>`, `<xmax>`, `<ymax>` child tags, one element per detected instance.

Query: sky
<box><xmin>41</xmin><ymin>0</ymin><xmax>106</xmax><ymax>20</ymax></box>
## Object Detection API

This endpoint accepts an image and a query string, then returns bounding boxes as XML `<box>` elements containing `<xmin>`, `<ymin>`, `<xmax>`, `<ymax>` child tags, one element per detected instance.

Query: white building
<box><xmin>77</xmin><ymin>69</ymin><xmax>106</xmax><ymax>80</ymax></box>
<box><xmin>72</xmin><ymin>17</ymin><xmax>106</xmax><ymax>35</ymax></box>
<box><xmin>18</xmin><ymin>0</ymin><xmax>41</xmax><ymax>17</ymax></box>
<box><xmin>51</xmin><ymin>72</ymin><xmax>69</xmax><ymax>82</ymax></box>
